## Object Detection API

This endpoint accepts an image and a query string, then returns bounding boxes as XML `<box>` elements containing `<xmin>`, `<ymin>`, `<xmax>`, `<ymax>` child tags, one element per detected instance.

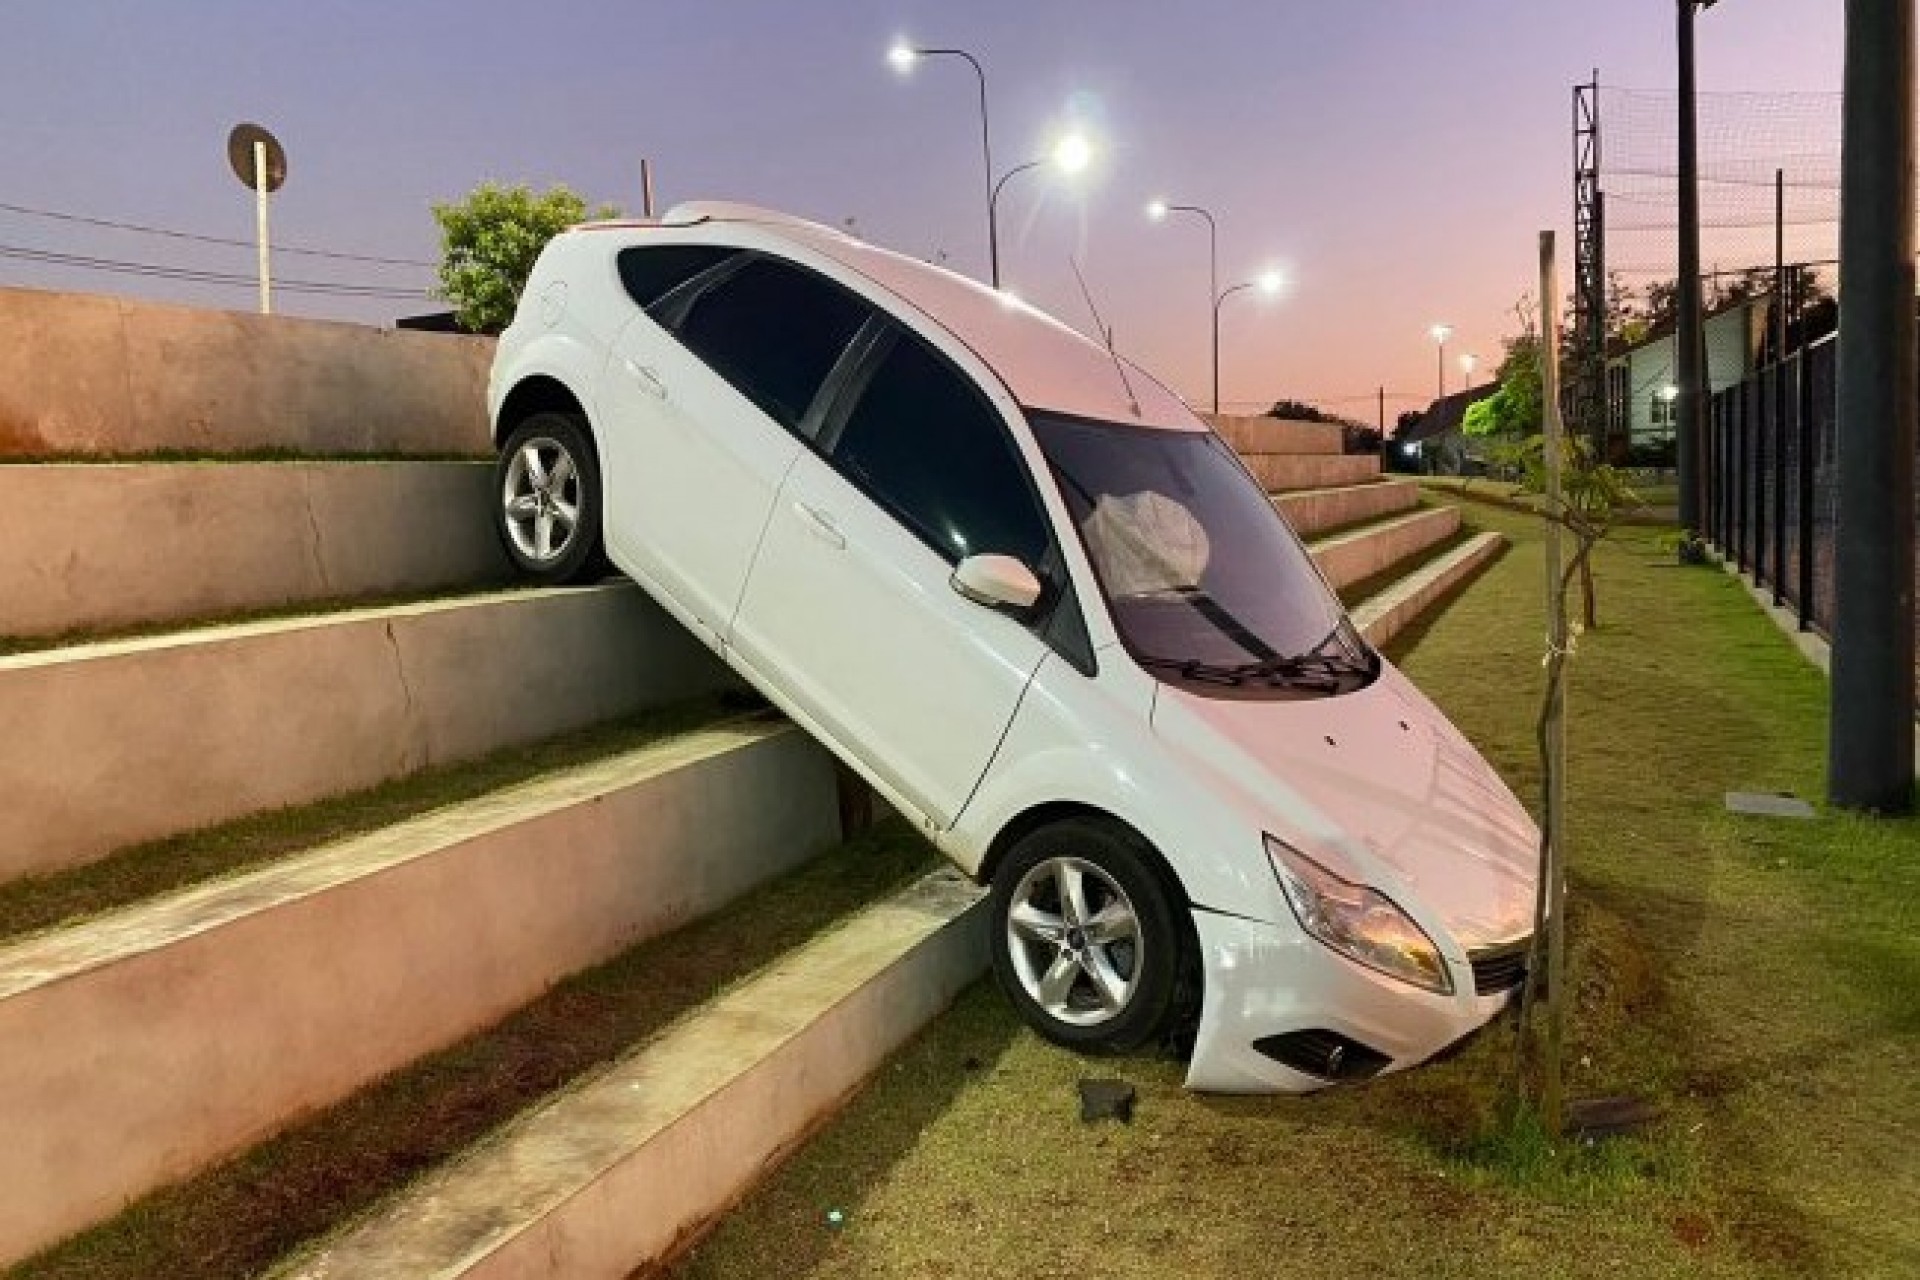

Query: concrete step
<box><xmin>1275</xmin><ymin>478</ymin><xmax>1420</xmax><ymax>538</ymax></box>
<box><xmin>1247</xmin><ymin>451</ymin><xmax>1380</xmax><ymax>493</ymax></box>
<box><xmin>0</xmin><ymin>717</ymin><xmax>841</xmax><ymax>1268</ymax></box>
<box><xmin>0</xmin><ymin>583</ymin><xmax>731</xmax><ymax>883</ymax></box>
<box><xmin>272</xmin><ymin>870</ymin><xmax>985</xmax><ymax>1280</ymax></box>
<box><xmin>1352</xmin><ymin>530</ymin><xmax>1508</xmax><ymax>648</ymax></box>
<box><xmin>0</xmin><ymin>461</ymin><xmax>510</xmax><ymax>641</ymax></box>
<box><xmin>1307</xmin><ymin>506</ymin><xmax>1463</xmax><ymax>593</ymax></box>
<box><xmin>1203</xmin><ymin>413</ymin><xmax>1346</xmax><ymax>456</ymax></box>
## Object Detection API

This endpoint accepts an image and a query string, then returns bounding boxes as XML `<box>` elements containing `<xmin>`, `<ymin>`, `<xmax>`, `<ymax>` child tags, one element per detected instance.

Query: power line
<box><xmin>0</xmin><ymin>199</ymin><xmax>435</xmax><ymax>267</ymax></box>
<box><xmin>0</xmin><ymin>242</ymin><xmax>430</xmax><ymax>299</ymax></box>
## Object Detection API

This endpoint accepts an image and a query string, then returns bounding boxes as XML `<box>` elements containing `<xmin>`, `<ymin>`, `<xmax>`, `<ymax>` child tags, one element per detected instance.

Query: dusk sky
<box><xmin>3</xmin><ymin>1</ymin><xmax>1846</xmax><ymax>420</ymax></box>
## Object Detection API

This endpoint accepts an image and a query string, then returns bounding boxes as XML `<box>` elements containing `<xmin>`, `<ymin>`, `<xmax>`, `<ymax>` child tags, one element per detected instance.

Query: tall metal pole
<box><xmin>988</xmin><ymin>160</ymin><xmax>1042</xmax><ymax>291</ymax></box>
<box><xmin>1772</xmin><ymin>169</ymin><xmax>1788</xmax><ymax>607</ymax></box>
<box><xmin>253</xmin><ymin>139</ymin><xmax>271</xmax><ymax>315</ymax></box>
<box><xmin>1537</xmin><ymin>229</ymin><xmax>1570</xmax><ymax>1137</ymax></box>
<box><xmin>1676</xmin><ymin>0</ymin><xmax>1709</xmax><ymax>532</ymax></box>
<box><xmin>898</xmin><ymin>47</ymin><xmax>995</xmax><ymax>286</ymax></box>
<box><xmin>640</xmin><ymin>158</ymin><xmax>656</xmax><ymax>218</ymax></box>
<box><xmin>1830</xmin><ymin>0</ymin><xmax>1917</xmax><ymax>813</ymax></box>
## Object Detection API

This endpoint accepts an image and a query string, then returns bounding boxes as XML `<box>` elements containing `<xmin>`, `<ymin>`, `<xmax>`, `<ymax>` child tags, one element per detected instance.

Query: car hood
<box><xmin>1151</xmin><ymin>661</ymin><xmax>1539</xmax><ymax>950</ymax></box>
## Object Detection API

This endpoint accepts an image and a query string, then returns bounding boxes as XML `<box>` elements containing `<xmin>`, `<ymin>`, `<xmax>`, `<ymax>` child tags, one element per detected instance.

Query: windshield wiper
<box><xmin>1135</xmin><ymin>652</ymin><xmax>1347</xmax><ymax>692</ymax></box>
<box><xmin>1134</xmin><ymin>654</ymin><xmax>1253</xmax><ymax>686</ymax></box>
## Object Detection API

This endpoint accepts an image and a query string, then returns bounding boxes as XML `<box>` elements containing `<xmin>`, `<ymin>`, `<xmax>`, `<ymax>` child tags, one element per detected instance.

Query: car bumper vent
<box><xmin>1252</xmin><ymin>1029</ymin><xmax>1392</xmax><ymax>1082</ymax></box>
<box><xmin>1468</xmin><ymin>940</ymin><xmax>1531</xmax><ymax>996</ymax></box>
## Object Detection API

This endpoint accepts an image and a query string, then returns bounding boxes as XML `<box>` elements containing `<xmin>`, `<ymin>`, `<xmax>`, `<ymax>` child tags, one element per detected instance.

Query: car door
<box><xmin>732</xmin><ymin>322</ymin><xmax>1056</xmax><ymax>829</ymax></box>
<box><xmin>597</xmin><ymin>249</ymin><xmax>873</xmax><ymax>646</ymax></box>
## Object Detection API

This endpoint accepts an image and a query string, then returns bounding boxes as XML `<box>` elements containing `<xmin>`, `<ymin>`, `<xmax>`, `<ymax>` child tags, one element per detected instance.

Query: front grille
<box><xmin>1252</xmin><ymin>1029</ymin><xmax>1392</xmax><ymax>1082</ymax></box>
<box><xmin>1468</xmin><ymin>939</ymin><xmax>1532</xmax><ymax>996</ymax></box>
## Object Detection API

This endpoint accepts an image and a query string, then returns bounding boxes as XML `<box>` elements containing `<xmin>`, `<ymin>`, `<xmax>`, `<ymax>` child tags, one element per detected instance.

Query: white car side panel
<box><xmin>733</xmin><ymin>449</ymin><xmax>1047</xmax><ymax>829</ymax></box>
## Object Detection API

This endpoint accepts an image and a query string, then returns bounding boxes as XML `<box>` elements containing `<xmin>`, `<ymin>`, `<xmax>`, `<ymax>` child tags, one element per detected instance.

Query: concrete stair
<box><xmin>0</xmin><ymin>717</ymin><xmax>843</xmax><ymax>1267</ymax></box>
<box><xmin>1308</xmin><ymin>506</ymin><xmax>1462</xmax><ymax>594</ymax></box>
<box><xmin>0</xmin><ymin>460</ymin><xmax>510</xmax><ymax>640</ymax></box>
<box><xmin>1275</xmin><ymin>478</ymin><xmax>1420</xmax><ymax>538</ymax></box>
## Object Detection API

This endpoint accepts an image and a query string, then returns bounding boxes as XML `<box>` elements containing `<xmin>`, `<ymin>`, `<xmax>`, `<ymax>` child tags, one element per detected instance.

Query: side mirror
<box><xmin>950</xmin><ymin>553</ymin><xmax>1043</xmax><ymax>613</ymax></box>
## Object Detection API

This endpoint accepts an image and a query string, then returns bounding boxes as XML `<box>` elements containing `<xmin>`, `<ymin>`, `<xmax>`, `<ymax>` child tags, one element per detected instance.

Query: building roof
<box><xmin>1398</xmin><ymin>383</ymin><xmax>1499</xmax><ymax>445</ymax></box>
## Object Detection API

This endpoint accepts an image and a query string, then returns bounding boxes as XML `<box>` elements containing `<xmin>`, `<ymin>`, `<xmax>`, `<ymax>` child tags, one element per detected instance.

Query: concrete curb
<box><xmin>0</xmin><ymin>720</ymin><xmax>840</xmax><ymax>1268</ymax></box>
<box><xmin>1275</xmin><ymin>479</ymin><xmax>1419</xmax><ymax>538</ymax></box>
<box><xmin>0</xmin><ymin>461</ymin><xmax>511</xmax><ymax>640</ymax></box>
<box><xmin>1309</xmin><ymin>506</ymin><xmax>1462</xmax><ymax>592</ymax></box>
<box><xmin>1353</xmin><ymin>531</ymin><xmax>1507</xmax><ymax>648</ymax></box>
<box><xmin>275</xmin><ymin>871</ymin><xmax>988</xmax><ymax>1280</ymax></box>
<box><xmin>0</xmin><ymin>584</ymin><xmax>731</xmax><ymax>881</ymax></box>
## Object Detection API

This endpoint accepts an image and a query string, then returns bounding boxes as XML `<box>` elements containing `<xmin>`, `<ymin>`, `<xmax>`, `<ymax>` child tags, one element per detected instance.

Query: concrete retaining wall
<box><xmin>0</xmin><ymin>461</ymin><xmax>510</xmax><ymax>639</ymax></box>
<box><xmin>1203</xmin><ymin>414</ymin><xmax>1346</xmax><ymax>456</ymax></box>
<box><xmin>0</xmin><ymin>287</ymin><xmax>493</xmax><ymax>459</ymax></box>
<box><xmin>1275</xmin><ymin>479</ymin><xmax>1419</xmax><ymax>537</ymax></box>
<box><xmin>0</xmin><ymin>722</ymin><xmax>841</xmax><ymax>1268</ymax></box>
<box><xmin>0</xmin><ymin>584</ymin><xmax>731</xmax><ymax>881</ymax></box>
<box><xmin>1310</xmin><ymin>507</ymin><xmax>1460</xmax><ymax>591</ymax></box>
<box><xmin>1247</xmin><ymin>452</ymin><xmax>1381</xmax><ymax>493</ymax></box>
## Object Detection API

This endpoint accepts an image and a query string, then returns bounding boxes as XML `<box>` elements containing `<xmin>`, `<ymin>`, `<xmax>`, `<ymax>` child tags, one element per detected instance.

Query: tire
<box><xmin>989</xmin><ymin>818</ymin><xmax>1189</xmax><ymax>1054</ymax></box>
<box><xmin>495</xmin><ymin>412</ymin><xmax>607</xmax><ymax>584</ymax></box>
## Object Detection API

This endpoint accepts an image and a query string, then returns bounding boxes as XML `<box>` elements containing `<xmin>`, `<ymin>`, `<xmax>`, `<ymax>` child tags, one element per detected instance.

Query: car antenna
<box><xmin>1070</xmin><ymin>255</ymin><xmax>1141</xmax><ymax>419</ymax></box>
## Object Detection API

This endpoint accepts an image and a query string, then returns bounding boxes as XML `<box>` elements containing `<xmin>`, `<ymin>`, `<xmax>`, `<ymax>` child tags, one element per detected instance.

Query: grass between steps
<box><xmin>0</xmin><ymin>694</ymin><xmax>733</xmax><ymax>944</ymax></box>
<box><xmin>673</xmin><ymin>505</ymin><xmax>1918</xmax><ymax>1280</ymax></box>
<box><xmin>7</xmin><ymin>819</ymin><xmax>939</xmax><ymax>1280</ymax></box>
<box><xmin>1334</xmin><ymin>513</ymin><xmax>1478</xmax><ymax>610</ymax></box>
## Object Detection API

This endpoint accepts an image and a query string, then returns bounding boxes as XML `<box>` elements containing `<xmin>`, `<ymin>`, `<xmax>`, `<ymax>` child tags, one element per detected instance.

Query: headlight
<box><xmin>1265</xmin><ymin>836</ymin><xmax>1454</xmax><ymax>995</ymax></box>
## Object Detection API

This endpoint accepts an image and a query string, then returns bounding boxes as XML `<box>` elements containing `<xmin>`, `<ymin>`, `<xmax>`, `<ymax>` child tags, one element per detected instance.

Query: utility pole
<box><xmin>1830</xmin><ymin>0</ymin><xmax>1917</xmax><ymax>813</ymax></box>
<box><xmin>1675</xmin><ymin>0</ymin><xmax>1714</xmax><ymax>534</ymax></box>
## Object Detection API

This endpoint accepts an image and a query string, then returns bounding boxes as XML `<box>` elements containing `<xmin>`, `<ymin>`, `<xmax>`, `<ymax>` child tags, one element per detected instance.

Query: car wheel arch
<box><xmin>495</xmin><ymin>374</ymin><xmax>593</xmax><ymax>449</ymax></box>
<box><xmin>979</xmin><ymin>802</ymin><xmax>1193</xmax><ymax>918</ymax></box>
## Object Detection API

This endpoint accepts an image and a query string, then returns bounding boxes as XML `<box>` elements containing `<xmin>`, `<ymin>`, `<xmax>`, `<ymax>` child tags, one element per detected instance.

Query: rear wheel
<box><xmin>495</xmin><ymin>412</ymin><xmax>606</xmax><ymax>584</ymax></box>
<box><xmin>990</xmin><ymin>818</ymin><xmax>1188</xmax><ymax>1054</ymax></box>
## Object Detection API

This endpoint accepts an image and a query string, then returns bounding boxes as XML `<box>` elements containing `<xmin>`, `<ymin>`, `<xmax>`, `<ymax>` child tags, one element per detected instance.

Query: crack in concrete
<box><xmin>381</xmin><ymin>618</ymin><xmax>429</xmax><ymax>770</ymax></box>
<box><xmin>301</xmin><ymin>472</ymin><xmax>335</xmax><ymax>596</ymax></box>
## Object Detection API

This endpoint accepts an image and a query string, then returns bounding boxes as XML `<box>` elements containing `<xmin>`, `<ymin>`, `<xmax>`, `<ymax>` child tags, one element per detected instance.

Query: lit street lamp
<box><xmin>987</xmin><ymin>133</ymin><xmax>1092</xmax><ymax>289</ymax></box>
<box><xmin>1460</xmin><ymin>352</ymin><xmax>1479</xmax><ymax>386</ymax></box>
<box><xmin>1148</xmin><ymin>198</ymin><xmax>1222</xmax><ymax>412</ymax></box>
<box><xmin>889</xmin><ymin>42</ymin><xmax>996</xmax><ymax>285</ymax></box>
<box><xmin>1214</xmin><ymin>270</ymin><xmax>1284</xmax><ymax>409</ymax></box>
<box><xmin>1429</xmin><ymin>323</ymin><xmax>1454</xmax><ymax>397</ymax></box>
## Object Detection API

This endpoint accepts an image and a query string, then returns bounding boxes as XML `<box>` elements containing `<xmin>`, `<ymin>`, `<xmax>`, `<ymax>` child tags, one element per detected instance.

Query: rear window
<box><xmin>617</xmin><ymin>245</ymin><xmax>741</xmax><ymax>309</ymax></box>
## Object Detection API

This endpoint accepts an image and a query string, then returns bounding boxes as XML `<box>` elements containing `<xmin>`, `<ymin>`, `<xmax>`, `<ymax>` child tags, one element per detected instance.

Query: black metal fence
<box><xmin>1707</xmin><ymin>335</ymin><xmax>1920</xmax><ymax>705</ymax></box>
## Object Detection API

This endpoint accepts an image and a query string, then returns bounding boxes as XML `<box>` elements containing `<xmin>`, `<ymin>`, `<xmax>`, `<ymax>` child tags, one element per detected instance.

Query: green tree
<box><xmin>1461</xmin><ymin>333</ymin><xmax>1543</xmax><ymax>439</ymax></box>
<box><xmin>431</xmin><ymin>183</ymin><xmax>618</xmax><ymax>333</ymax></box>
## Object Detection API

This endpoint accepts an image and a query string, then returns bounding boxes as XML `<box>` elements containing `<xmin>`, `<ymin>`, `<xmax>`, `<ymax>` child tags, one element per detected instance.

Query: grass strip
<box><xmin>673</xmin><ymin>506</ymin><xmax>1918</xmax><ymax>1280</ymax></box>
<box><xmin>0</xmin><ymin>695</ymin><xmax>732</xmax><ymax>943</ymax></box>
<box><xmin>7</xmin><ymin>819</ymin><xmax>938</xmax><ymax>1280</ymax></box>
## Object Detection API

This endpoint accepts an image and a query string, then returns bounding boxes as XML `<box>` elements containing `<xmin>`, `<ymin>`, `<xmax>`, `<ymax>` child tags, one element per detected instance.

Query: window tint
<box><xmin>832</xmin><ymin>333</ymin><xmax>1051</xmax><ymax>568</ymax></box>
<box><xmin>617</xmin><ymin>245</ymin><xmax>741</xmax><ymax>310</ymax></box>
<box><xmin>675</xmin><ymin>258</ymin><xmax>871</xmax><ymax>431</ymax></box>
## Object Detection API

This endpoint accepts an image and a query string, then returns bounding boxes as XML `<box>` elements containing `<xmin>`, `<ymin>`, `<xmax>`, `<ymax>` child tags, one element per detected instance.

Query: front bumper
<box><xmin>1184</xmin><ymin>908</ymin><xmax>1517</xmax><ymax>1093</ymax></box>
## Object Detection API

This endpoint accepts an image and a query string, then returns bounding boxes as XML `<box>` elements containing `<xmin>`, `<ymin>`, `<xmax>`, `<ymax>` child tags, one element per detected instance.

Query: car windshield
<box><xmin>1031</xmin><ymin>413</ymin><xmax>1371</xmax><ymax>693</ymax></box>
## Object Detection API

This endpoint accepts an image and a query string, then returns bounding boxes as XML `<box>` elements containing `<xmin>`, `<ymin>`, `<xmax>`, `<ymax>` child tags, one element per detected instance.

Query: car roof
<box><xmin>577</xmin><ymin>204</ymin><xmax>1204</xmax><ymax>433</ymax></box>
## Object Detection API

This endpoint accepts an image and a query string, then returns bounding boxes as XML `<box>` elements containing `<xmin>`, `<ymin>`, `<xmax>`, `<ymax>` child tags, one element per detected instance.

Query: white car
<box><xmin>487</xmin><ymin>202</ymin><xmax>1540</xmax><ymax>1092</ymax></box>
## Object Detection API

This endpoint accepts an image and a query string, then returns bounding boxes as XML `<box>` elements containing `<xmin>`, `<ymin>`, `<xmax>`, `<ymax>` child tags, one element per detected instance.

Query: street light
<box><xmin>1213</xmin><ymin>270</ymin><xmax>1285</xmax><ymax>409</ymax></box>
<box><xmin>889</xmin><ymin>41</ymin><xmax>995</xmax><ymax>285</ymax></box>
<box><xmin>1460</xmin><ymin>352</ymin><xmax>1479</xmax><ymax>385</ymax></box>
<box><xmin>1430</xmin><ymin>323</ymin><xmax>1453</xmax><ymax>397</ymax></box>
<box><xmin>987</xmin><ymin>132</ymin><xmax>1094</xmax><ymax>289</ymax></box>
<box><xmin>1147</xmin><ymin>198</ymin><xmax>1221</xmax><ymax>412</ymax></box>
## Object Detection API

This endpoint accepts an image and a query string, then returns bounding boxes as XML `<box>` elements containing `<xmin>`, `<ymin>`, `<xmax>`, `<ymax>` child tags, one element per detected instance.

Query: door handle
<box><xmin>793</xmin><ymin>501</ymin><xmax>846</xmax><ymax>549</ymax></box>
<box><xmin>623</xmin><ymin>358</ymin><xmax>668</xmax><ymax>399</ymax></box>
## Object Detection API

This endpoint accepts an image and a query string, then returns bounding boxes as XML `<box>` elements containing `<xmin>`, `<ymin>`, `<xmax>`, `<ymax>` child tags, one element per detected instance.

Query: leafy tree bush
<box><xmin>431</xmin><ymin>183</ymin><xmax>618</xmax><ymax>333</ymax></box>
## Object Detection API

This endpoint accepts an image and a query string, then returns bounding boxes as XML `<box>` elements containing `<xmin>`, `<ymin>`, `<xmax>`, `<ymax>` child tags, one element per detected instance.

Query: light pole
<box><xmin>988</xmin><ymin>133</ymin><xmax>1092</xmax><ymax>290</ymax></box>
<box><xmin>1676</xmin><ymin>0</ymin><xmax>1719</xmax><ymax>533</ymax></box>
<box><xmin>1148</xmin><ymin>199</ymin><xmax>1222</xmax><ymax>412</ymax></box>
<box><xmin>1213</xmin><ymin>271</ymin><xmax>1284</xmax><ymax>409</ymax></box>
<box><xmin>1460</xmin><ymin>352</ymin><xmax>1480</xmax><ymax>387</ymax></box>
<box><xmin>890</xmin><ymin>43</ymin><xmax>995</xmax><ymax>285</ymax></box>
<box><xmin>1430</xmin><ymin>323</ymin><xmax>1453</xmax><ymax>398</ymax></box>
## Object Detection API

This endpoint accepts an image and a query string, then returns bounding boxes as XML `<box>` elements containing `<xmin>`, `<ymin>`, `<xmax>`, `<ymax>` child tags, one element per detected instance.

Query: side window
<box><xmin>616</xmin><ymin>245</ymin><xmax>741</xmax><ymax>310</ymax></box>
<box><xmin>830</xmin><ymin>331</ymin><xmax>1052</xmax><ymax>569</ymax></box>
<box><xmin>673</xmin><ymin>258</ymin><xmax>872</xmax><ymax>432</ymax></box>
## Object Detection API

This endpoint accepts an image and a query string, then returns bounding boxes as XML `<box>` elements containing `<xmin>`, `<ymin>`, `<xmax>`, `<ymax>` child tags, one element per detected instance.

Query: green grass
<box><xmin>673</xmin><ymin>504</ymin><xmax>1919</xmax><ymax>1280</ymax></box>
<box><xmin>6</xmin><ymin>821</ymin><xmax>939</xmax><ymax>1280</ymax></box>
<box><xmin>0</xmin><ymin>696</ymin><xmax>734</xmax><ymax>943</ymax></box>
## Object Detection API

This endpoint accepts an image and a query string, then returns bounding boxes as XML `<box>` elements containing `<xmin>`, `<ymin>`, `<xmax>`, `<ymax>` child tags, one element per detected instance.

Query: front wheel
<box><xmin>989</xmin><ymin>819</ymin><xmax>1189</xmax><ymax>1054</ymax></box>
<box><xmin>495</xmin><ymin>412</ymin><xmax>606</xmax><ymax>584</ymax></box>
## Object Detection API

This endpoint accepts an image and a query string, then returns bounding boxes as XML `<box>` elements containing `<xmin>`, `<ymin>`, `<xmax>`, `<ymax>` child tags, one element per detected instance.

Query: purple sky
<box><xmin>2</xmin><ymin>1</ymin><xmax>1844</xmax><ymax>419</ymax></box>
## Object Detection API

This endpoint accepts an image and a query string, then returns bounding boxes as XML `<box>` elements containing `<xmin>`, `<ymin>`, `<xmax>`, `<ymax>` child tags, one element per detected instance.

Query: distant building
<box><xmin>1394</xmin><ymin>383</ymin><xmax>1499</xmax><ymax>475</ymax></box>
<box><xmin>1605</xmin><ymin>295</ymin><xmax>1772</xmax><ymax>458</ymax></box>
